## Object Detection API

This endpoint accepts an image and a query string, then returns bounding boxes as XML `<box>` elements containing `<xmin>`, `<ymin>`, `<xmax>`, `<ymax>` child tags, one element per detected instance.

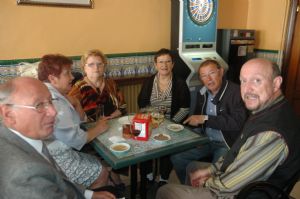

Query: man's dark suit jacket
<box><xmin>0</xmin><ymin>126</ymin><xmax>85</xmax><ymax>199</ymax></box>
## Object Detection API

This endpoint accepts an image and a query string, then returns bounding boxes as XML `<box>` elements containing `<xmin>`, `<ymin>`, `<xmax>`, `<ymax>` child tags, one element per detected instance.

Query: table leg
<box><xmin>140</xmin><ymin>164</ymin><xmax>147</xmax><ymax>199</ymax></box>
<box><xmin>130</xmin><ymin>165</ymin><xmax>137</xmax><ymax>199</ymax></box>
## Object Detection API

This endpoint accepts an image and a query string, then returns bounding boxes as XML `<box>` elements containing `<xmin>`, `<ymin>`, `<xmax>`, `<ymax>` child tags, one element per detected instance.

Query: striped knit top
<box><xmin>206</xmin><ymin>131</ymin><xmax>288</xmax><ymax>197</ymax></box>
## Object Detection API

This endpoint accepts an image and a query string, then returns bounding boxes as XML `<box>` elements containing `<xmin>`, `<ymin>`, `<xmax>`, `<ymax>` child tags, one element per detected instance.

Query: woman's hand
<box><xmin>109</xmin><ymin>109</ymin><xmax>122</xmax><ymax>119</ymax></box>
<box><xmin>190</xmin><ymin>168</ymin><xmax>211</xmax><ymax>187</ymax></box>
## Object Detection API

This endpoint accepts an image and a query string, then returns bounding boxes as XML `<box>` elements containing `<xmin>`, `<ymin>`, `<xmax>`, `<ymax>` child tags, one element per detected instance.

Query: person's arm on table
<box><xmin>109</xmin><ymin>109</ymin><xmax>122</xmax><ymax>119</ymax></box>
<box><xmin>183</xmin><ymin>115</ymin><xmax>208</xmax><ymax>126</ymax></box>
<box><xmin>86</xmin><ymin>119</ymin><xmax>109</xmax><ymax>143</ymax></box>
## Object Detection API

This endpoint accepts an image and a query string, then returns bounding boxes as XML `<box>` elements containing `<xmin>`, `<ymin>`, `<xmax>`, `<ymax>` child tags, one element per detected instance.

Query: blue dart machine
<box><xmin>175</xmin><ymin>0</ymin><xmax>228</xmax><ymax>112</ymax></box>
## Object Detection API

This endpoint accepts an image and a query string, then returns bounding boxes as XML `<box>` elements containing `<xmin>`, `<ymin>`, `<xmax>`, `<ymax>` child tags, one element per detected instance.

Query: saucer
<box><xmin>167</xmin><ymin>124</ymin><xmax>184</xmax><ymax>132</ymax></box>
<box><xmin>153</xmin><ymin>133</ymin><xmax>171</xmax><ymax>142</ymax></box>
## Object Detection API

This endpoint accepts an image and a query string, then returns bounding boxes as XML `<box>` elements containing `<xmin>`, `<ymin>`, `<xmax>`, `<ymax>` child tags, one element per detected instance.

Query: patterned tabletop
<box><xmin>86</xmin><ymin>116</ymin><xmax>209</xmax><ymax>169</ymax></box>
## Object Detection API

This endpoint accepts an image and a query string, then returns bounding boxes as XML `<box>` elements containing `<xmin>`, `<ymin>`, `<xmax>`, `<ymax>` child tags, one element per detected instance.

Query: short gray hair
<box><xmin>198</xmin><ymin>59</ymin><xmax>222</xmax><ymax>71</ymax></box>
<box><xmin>271</xmin><ymin>62</ymin><xmax>281</xmax><ymax>79</ymax></box>
<box><xmin>0</xmin><ymin>80</ymin><xmax>15</xmax><ymax>104</ymax></box>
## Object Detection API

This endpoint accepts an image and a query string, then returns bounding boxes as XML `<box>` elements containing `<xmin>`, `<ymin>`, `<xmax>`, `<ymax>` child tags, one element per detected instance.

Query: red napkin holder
<box><xmin>132</xmin><ymin>113</ymin><xmax>152</xmax><ymax>141</ymax></box>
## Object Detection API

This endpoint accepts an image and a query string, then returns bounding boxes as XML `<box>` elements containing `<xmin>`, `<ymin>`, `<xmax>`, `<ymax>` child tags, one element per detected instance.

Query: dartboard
<box><xmin>188</xmin><ymin>0</ymin><xmax>214</xmax><ymax>26</ymax></box>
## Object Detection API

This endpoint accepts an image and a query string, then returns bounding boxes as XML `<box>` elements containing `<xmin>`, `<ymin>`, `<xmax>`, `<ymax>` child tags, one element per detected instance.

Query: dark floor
<box><xmin>120</xmin><ymin>169</ymin><xmax>180</xmax><ymax>199</ymax></box>
<box><xmin>123</xmin><ymin>181</ymin><xmax>162</xmax><ymax>199</ymax></box>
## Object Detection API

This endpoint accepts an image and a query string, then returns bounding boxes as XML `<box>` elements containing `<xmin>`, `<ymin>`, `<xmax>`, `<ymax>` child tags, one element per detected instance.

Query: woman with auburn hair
<box><xmin>38</xmin><ymin>54</ymin><xmax>123</xmax><ymax>192</ymax></box>
<box><xmin>69</xmin><ymin>49</ymin><xmax>126</xmax><ymax>121</ymax></box>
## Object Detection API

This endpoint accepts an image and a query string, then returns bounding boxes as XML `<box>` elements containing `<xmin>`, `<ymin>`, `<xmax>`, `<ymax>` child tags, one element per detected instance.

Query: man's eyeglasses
<box><xmin>86</xmin><ymin>62</ymin><xmax>105</xmax><ymax>68</ymax></box>
<box><xmin>4</xmin><ymin>98</ymin><xmax>58</xmax><ymax>113</ymax></box>
<box><xmin>199</xmin><ymin>69</ymin><xmax>219</xmax><ymax>80</ymax></box>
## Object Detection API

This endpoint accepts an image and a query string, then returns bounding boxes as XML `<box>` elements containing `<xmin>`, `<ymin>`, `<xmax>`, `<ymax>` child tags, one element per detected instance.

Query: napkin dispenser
<box><xmin>132</xmin><ymin>113</ymin><xmax>152</xmax><ymax>141</ymax></box>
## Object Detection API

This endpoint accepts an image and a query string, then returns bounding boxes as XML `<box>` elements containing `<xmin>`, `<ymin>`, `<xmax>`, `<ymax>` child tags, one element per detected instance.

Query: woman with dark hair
<box><xmin>38</xmin><ymin>54</ymin><xmax>123</xmax><ymax>190</ymax></box>
<box><xmin>138</xmin><ymin>48</ymin><xmax>191</xmax><ymax>185</ymax></box>
<box><xmin>69</xmin><ymin>49</ymin><xmax>126</xmax><ymax>121</ymax></box>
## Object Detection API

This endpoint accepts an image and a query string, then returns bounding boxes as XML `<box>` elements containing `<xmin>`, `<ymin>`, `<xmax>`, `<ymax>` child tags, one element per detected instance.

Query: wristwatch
<box><xmin>188</xmin><ymin>0</ymin><xmax>214</xmax><ymax>26</ymax></box>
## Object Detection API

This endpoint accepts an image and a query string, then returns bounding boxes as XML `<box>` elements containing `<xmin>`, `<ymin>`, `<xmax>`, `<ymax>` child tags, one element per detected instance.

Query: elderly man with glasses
<box><xmin>0</xmin><ymin>77</ymin><xmax>116</xmax><ymax>199</ymax></box>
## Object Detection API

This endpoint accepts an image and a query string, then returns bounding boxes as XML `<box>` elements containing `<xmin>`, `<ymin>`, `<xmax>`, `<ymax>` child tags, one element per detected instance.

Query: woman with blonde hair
<box><xmin>69</xmin><ymin>49</ymin><xmax>126</xmax><ymax>121</ymax></box>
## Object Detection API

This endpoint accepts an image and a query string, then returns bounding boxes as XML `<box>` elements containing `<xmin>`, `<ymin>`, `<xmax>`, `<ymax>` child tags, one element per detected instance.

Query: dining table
<box><xmin>85</xmin><ymin>115</ymin><xmax>209</xmax><ymax>199</ymax></box>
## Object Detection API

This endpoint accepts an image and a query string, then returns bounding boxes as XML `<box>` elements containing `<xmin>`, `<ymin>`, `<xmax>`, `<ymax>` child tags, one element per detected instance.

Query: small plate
<box><xmin>153</xmin><ymin>133</ymin><xmax>171</xmax><ymax>142</ymax></box>
<box><xmin>118</xmin><ymin>115</ymin><xmax>134</xmax><ymax>125</ymax></box>
<box><xmin>167</xmin><ymin>124</ymin><xmax>184</xmax><ymax>132</ymax></box>
<box><xmin>109</xmin><ymin>142</ymin><xmax>130</xmax><ymax>154</ymax></box>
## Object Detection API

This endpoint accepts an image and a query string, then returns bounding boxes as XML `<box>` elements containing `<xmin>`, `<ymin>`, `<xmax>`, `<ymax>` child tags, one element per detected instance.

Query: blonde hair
<box><xmin>80</xmin><ymin>49</ymin><xmax>107</xmax><ymax>72</ymax></box>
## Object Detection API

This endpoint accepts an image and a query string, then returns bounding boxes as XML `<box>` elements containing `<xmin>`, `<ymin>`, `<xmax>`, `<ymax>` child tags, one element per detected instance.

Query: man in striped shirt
<box><xmin>156</xmin><ymin>58</ymin><xmax>300</xmax><ymax>199</ymax></box>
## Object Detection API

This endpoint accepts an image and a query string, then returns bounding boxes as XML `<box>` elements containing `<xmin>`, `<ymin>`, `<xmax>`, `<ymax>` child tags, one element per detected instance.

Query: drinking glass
<box><xmin>132</xmin><ymin>128</ymin><xmax>141</xmax><ymax>137</ymax></box>
<box><xmin>151</xmin><ymin>110</ymin><xmax>164</xmax><ymax>133</ymax></box>
<box><xmin>139</xmin><ymin>105</ymin><xmax>154</xmax><ymax>114</ymax></box>
<box><xmin>158</xmin><ymin>105</ymin><xmax>167</xmax><ymax>116</ymax></box>
<box><xmin>122</xmin><ymin>124</ymin><xmax>132</xmax><ymax>139</ymax></box>
<box><xmin>128</xmin><ymin>113</ymin><xmax>141</xmax><ymax>137</ymax></box>
<box><xmin>96</xmin><ymin>104</ymin><xmax>105</xmax><ymax>121</ymax></box>
<box><xmin>158</xmin><ymin>105</ymin><xmax>167</xmax><ymax>134</ymax></box>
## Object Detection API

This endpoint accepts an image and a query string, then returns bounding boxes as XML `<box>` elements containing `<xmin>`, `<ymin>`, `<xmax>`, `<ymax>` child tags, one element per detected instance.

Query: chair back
<box><xmin>236</xmin><ymin>168</ymin><xmax>300</xmax><ymax>199</ymax></box>
<box><xmin>236</xmin><ymin>181</ymin><xmax>289</xmax><ymax>199</ymax></box>
<box><xmin>283</xmin><ymin>168</ymin><xmax>300</xmax><ymax>194</ymax></box>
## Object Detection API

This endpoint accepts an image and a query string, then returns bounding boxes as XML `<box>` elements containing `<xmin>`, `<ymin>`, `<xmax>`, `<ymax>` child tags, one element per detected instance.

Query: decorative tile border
<box><xmin>0</xmin><ymin>64</ymin><xmax>20</xmax><ymax>84</ymax></box>
<box><xmin>0</xmin><ymin>49</ymin><xmax>279</xmax><ymax>84</ymax></box>
<box><xmin>0</xmin><ymin>52</ymin><xmax>156</xmax><ymax>84</ymax></box>
<box><xmin>255</xmin><ymin>49</ymin><xmax>279</xmax><ymax>63</ymax></box>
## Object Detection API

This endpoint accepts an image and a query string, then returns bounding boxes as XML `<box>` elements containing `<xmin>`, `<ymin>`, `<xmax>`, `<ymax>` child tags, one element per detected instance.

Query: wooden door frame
<box><xmin>282</xmin><ymin>0</ymin><xmax>299</xmax><ymax>92</ymax></box>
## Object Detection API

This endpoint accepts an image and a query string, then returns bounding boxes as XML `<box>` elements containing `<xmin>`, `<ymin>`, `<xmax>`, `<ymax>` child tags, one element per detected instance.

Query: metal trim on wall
<box><xmin>282</xmin><ymin>0</ymin><xmax>299</xmax><ymax>92</ymax></box>
<box><xmin>16</xmin><ymin>0</ymin><xmax>94</xmax><ymax>8</ymax></box>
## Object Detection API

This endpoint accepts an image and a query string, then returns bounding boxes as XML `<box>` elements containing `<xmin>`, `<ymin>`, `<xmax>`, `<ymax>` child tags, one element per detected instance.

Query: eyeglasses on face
<box><xmin>4</xmin><ymin>98</ymin><xmax>58</xmax><ymax>113</ymax></box>
<box><xmin>156</xmin><ymin>60</ymin><xmax>173</xmax><ymax>65</ymax></box>
<box><xmin>86</xmin><ymin>62</ymin><xmax>105</xmax><ymax>68</ymax></box>
<box><xmin>199</xmin><ymin>69</ymin><xmax>219</xmax><ymax>80</ymax></box>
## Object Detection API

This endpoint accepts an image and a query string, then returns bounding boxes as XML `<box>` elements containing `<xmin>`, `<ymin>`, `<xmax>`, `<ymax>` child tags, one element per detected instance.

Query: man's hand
<box><xmin>189</xmin><ymin>168</ymin><xmax>211</xmax><ymax>187</ymax></box>
<box><xmin>183</xmin><ymin>115</ymin><xmax>208</xmax><ymax>126</ymax></box>
<box><xmin>92</xmin><ymin>191</ymin><xmax>116</xmax><ymax>199</ymax></box>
